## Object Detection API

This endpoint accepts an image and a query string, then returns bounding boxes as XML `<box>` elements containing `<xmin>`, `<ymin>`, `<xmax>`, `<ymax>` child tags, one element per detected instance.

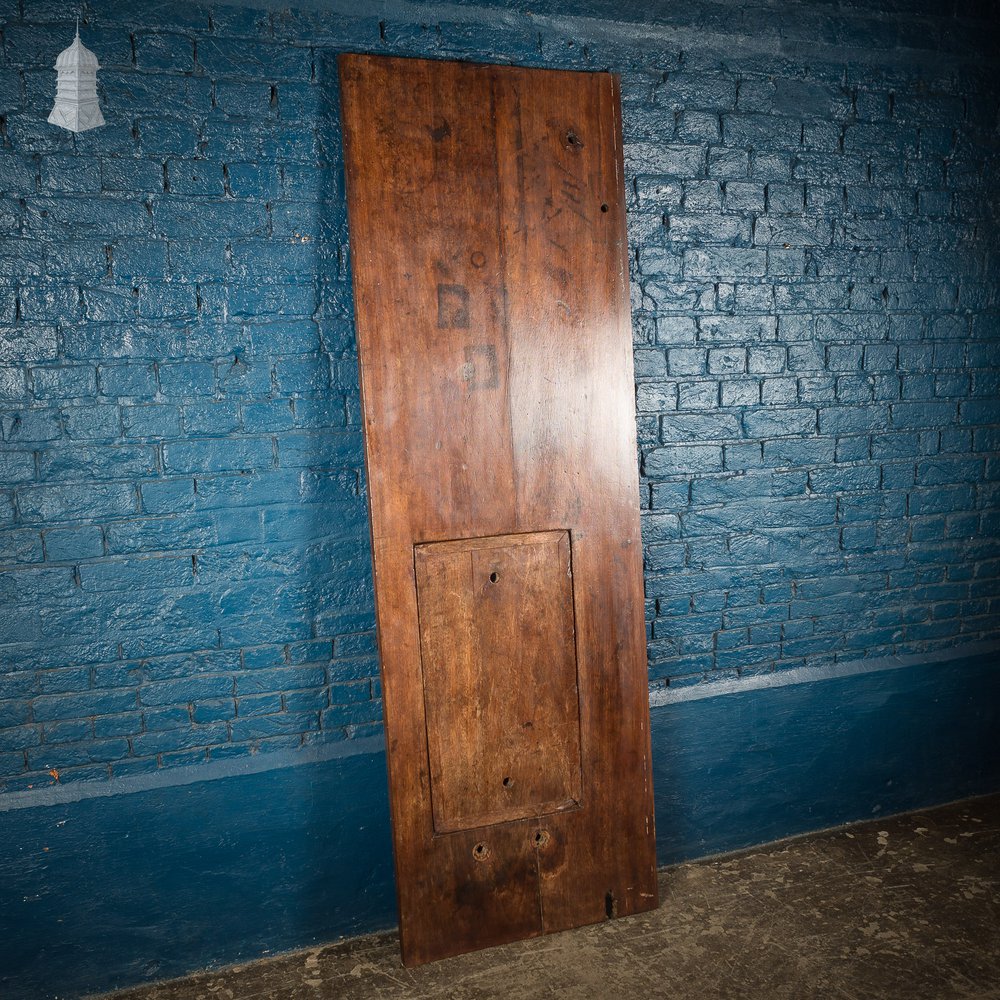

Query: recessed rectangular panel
<box><xmin>340</xmin><ymin>53</ymin><xmax>657</xmax><ymax>966</ymax></box>
<box><xmin>415</xmin><ymin>532</ymin><xmax>582</xmax><ymax>834</ymax></box>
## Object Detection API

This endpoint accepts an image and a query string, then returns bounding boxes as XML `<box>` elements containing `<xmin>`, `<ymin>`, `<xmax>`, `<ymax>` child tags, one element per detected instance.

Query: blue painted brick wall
<box><xmin>0</xmin><ymin>0</ymin><xmax>997</xmax><ymax>792</ymax></box>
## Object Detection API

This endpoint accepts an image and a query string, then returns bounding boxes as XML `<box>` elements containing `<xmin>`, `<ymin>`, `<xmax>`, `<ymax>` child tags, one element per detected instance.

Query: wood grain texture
<box><xmin>339</xmin><ymin>53</ymin><xmax>657</xmax><ymax>966</ymax></box>
<box><xmin>415</xmin><ymin>531</ymin><xmax>582</xmax><ymax>834</ymax></box>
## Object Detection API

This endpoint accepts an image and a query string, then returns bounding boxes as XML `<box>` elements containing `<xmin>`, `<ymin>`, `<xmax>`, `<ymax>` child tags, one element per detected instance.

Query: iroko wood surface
<box><xmin>339</xmin><ymin>53</ymin><xmax>657</xmax><ymax>966</ymax></box>
<box><xmin>415</xmin><ymin>531</ymin><xmax>582</xmax><ymax>834</ymax></box>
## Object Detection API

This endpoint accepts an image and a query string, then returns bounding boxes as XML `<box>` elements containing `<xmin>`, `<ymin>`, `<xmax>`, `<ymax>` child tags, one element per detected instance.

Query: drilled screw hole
<box><xmin>600</xmin><ymin>203</ymin><xmax>609</xmax><ymax>213</ymax></box>
<box><xmin>472</xmin><ymin>842</ymin><xmax>491</xmax><ymax>862</ymax></box>
<box><xmin>533</xmin><ymin>830</ymin><xmax>550</xmax><ymax>848</ymax></box>
<box><xmin>489</xmin><ymin>572</ymin><xmax>499</xmax><ymax>583</ymax></box>
<box><xmin>502</xmin><ymin>776</ymin><xmax>513</xmax><ymax>788</ymax></box>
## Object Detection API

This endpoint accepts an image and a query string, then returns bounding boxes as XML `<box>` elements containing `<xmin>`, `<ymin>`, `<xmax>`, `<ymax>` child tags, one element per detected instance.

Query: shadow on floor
<box><xmin>97</xmin><ymin>794</ymin><xmax>1000</xmax><ymax>1000</ymax></box>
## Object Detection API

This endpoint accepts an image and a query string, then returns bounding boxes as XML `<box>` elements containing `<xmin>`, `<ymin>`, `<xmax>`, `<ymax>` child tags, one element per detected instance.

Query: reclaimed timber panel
<box><xmin>415</xmin><ymin>531</ymin><xmax>582</xmax><ymax>834</ymax></box>
<box><xmin>340</xmin><ymin>52</ymin><xmax>657</xmax><ymax>966</ymax></box>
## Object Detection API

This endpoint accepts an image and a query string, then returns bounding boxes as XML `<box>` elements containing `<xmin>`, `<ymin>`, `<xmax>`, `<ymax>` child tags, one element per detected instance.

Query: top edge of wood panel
<box><xmin>337</xmin><ymin>50</ymin><xmax>619</xmax><ymax>83</ymax></box>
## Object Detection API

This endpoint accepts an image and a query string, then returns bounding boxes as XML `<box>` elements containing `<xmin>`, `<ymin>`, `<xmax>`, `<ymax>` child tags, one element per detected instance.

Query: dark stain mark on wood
<box><xmin>462</xmin><ymin>344</ymin><xmax>499</xmax><ymax>390</ymax></box>
<box><xmin>437</xmin><ymin>283</ymin><xmax>470</xmax><ymax>328</ymax></box>
<box><xmin>428</xmin><ymin>118</ymin><xmax>452</xmax><ymax>142</ymax></box>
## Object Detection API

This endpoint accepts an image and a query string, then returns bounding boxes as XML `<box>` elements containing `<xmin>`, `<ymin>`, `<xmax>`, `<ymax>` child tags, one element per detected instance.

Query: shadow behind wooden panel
<box><xmin>339</xmin><ymin>53</ymin><xmax>657</xmax><ymax>965</ymax></box>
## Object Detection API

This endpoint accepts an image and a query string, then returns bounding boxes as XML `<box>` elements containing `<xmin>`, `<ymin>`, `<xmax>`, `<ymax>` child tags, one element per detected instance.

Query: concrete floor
<box><xmin>101</xmin><ymin>795</ymin><xmax>1000</xmax><ymax>1000</ymax></box>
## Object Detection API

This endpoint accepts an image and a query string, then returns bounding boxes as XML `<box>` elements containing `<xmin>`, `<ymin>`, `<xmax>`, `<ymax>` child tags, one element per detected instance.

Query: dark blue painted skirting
<box><xmin>3</xmin><ymin>648</ymin><xmax>998</xmax><ymax>1000</ymax></box>
<box><xmin>651</xmin><ymin>647</ymin><xmax>1000</xmax><ymax>863</ymax></box>
<box><xmin>0</xmin><ymin>747</ymin><xmax>396</xmax><ymax>1000</ymax></box>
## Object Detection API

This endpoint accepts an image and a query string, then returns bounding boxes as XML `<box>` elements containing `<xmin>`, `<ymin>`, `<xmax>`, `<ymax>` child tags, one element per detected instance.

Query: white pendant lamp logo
<box><xmin>48</xmin><ymin>20</ymin><xmax>105</xmax><ymax>133</ymax></box>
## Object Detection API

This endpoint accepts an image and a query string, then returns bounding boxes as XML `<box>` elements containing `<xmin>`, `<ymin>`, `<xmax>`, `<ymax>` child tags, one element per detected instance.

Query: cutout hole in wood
<box><xmin>600</xmin><ymin>203</ymin><xmax>609</xmax><ymax>212</ymax></box>
<box><xmin>502</xmin><ymin>775</ymin><xmax>513</xmax><ymax>788</ymax></box>
<box><xmin>489</xmin><ymin>571</ymin><xmax>499</xmax><ymax>583</ymax></box>
<box><xmin>472</xmin><ymin>842</ymin><xmax>491</xmax><ymax>862</ymax></box>
<box><xmin>533</xmin><ymin>830</ymin><xmax>550</xmax><ymax>848</ymax></box>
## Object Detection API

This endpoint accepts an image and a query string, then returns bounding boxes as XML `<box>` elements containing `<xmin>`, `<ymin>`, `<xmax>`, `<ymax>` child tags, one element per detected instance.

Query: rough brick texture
<box><xmin>0</xmin><ymin>0</ymin><xmax>997</xmax><ymax>791</ymax></box>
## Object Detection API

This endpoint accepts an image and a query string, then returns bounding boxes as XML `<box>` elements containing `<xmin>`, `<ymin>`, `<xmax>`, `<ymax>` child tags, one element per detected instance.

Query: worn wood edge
<box><xmin>336</xmin><ymin>49</ymin><xmax>414</xmax><ymax>955</ymax></box>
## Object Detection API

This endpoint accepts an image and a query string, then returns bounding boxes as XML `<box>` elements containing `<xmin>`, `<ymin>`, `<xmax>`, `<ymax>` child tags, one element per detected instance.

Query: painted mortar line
<box><xmin>0</xmin><ymin>734</ymin><xmax>386</xmax><ymax>813</ymax></box>
<box><xmin>649</xmin><ymin>640</ymin><xmax>1000</xmax><ymax>707</ymax></box>
<box><xmin>4</xmin><ymin>642</ymin><xmax>997</xmax><ymax>811</ymax></box>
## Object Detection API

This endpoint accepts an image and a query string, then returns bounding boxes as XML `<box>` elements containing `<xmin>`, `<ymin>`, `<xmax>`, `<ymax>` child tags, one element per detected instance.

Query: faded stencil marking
<box><xmin>462</xmin><ymin>344</ymin><xmax>499</xmax><ymax>390</ymax></box>
<box><xmin>437</xmin><ymin>283</ymin><xmax>470</xmax><ymax>328</ymax></box>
